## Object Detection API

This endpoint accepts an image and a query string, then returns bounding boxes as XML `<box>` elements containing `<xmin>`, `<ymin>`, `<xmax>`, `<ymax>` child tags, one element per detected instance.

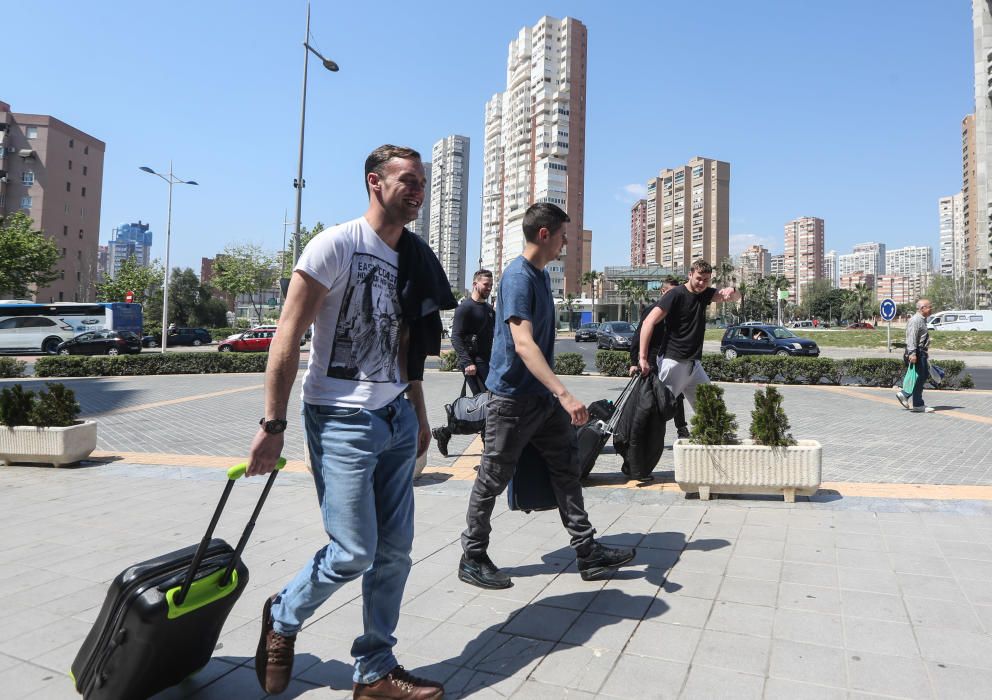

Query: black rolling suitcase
<box><xmin>577</xmin><ymin>375</ymin><xmax>638</xmax><ymax>479</ymax></box>
<box><xmin>507</xmin><ymin>443</ymin><xmax>558</xmax><ymax>513</ymax></box>
<box><xmin>71</xmin><ymin>459</ymin><xmax>286</xmax><ymax>700</ymax></box>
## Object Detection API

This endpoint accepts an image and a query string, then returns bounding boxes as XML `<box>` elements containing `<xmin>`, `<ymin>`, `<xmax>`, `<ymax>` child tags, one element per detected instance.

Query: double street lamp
<box><xmin>291</xmin><ymin>0</ymin><xmax>339</xmax><ymax>268</ymax></box>
<box><xmin>139</xmin><ymin>163</ymin><xmax>198</xmax><ymax>352</ymax></box>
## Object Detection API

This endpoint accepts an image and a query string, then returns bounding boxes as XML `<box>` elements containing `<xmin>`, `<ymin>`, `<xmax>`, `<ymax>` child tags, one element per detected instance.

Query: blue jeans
<box><xmin>270</xmin><ymin>394</ymin><xmax>418</xmax><ymax>684</ymax></box>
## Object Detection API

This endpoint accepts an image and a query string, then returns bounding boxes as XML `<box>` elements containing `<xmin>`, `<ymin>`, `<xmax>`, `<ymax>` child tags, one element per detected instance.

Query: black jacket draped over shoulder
<box><xmin>395</xmin><ymin>229</ymin><xmax>457</xmax><ymax>381</ymax></box>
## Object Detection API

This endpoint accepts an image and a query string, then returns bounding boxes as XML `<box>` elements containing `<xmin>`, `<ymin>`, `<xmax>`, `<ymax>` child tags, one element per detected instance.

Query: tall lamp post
<box><xmin>139</xmin><ymin>163</ymin><xmax>198</xmax><ymax>352</ymax></box>
<box><xmin>291</xmin><ymin>0</ymin><xmax>339</xmax><ymax>267</ymax></box>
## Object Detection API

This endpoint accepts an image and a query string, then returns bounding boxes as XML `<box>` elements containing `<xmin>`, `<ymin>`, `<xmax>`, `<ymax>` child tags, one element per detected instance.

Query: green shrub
<box><xmin>750</xmin><ymin>386</ymin><xmax>796</xmax><ymax>447</ymax></box>
<box><xmin>0</xmin><ymin>385</ymin><xmax>36</xmax><ymax>426</ymax></box>
<box><xmin>595</xmin><ymin>350</ymin><xmax>631</xmax><ymax>377</ymax></box>
<box><xmin>554</xmin><ymin>352</ymin><xmax>585</xmax><ymax>375</ymax></box>
<box><xmin>27</xmin><ymin>383</ymin><xmax>80</xmax><ymax>427</ymax></box>
<box><xmin>35</xmin><ymin>352</ymin><xmax>270</xmax><ymax>377</ymax></box>
<box><xmin>835</xmin><ymin>358</ymin><xmax>904</xmax><ymax>387</ymax></box>
<box><xmin>689</xmin><ymin>383</ymin><xmax>738</xmax><ymax>445</ymax></box>
<box><xmin>933</xmin><ymin>360</ymin><xmax>964</xmax><ymax>387</ymax></box>
<box><xmin>0</xmin><ymin>357</ymin><xmax>26</xmax><ymax>379</ymax></box>
<box><xmin>439</xmin><ymin>350</ymin><xmax>459</xmax><ymax>372</ymax></box>
<box><xmin>700</xmin><ymin>355</ymin><xmax>727</xmax><ymax>382</ymax></box>
<box><xmin>959</xmin><ymin>374</ymin><xmax>975</xmax><ymax>389</ymax></box>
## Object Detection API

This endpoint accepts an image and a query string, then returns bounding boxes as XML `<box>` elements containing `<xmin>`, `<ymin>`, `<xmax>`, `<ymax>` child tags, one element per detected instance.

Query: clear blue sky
<box><xmin>4</xmin><ymin>0</ymin><xmax>975</xmax><ymax>280</ymax></box>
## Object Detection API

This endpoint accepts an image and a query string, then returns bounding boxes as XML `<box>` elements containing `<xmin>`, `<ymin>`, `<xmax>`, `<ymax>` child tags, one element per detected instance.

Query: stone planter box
<box><xmin>0</xmin><ymin>421</ymin><xmax>98</xmax><ymax>467</ymax></box>
<box><xmin>673</xmin><ymin>439</ymin><xmax>822</xmax><ymax>502</ymax></box>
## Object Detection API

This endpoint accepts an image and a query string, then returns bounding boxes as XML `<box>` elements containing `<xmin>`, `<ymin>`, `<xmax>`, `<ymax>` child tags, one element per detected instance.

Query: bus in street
<box><xmin>0</xmin><ymin>301</ymin><xmax>143</xmax><ymax>354</ymax></box>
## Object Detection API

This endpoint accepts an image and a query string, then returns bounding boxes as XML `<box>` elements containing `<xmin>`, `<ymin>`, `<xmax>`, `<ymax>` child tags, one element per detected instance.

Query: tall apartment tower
<box><xmin>0</xmin><ymin>99</ymin><xmax>104</xmax><ymax>302</ymax></box>
<box><xmin>646</xmin><ymin>156</ymin><xmax>730</xmax><ymax>271</ymax></box>
<box><xmin>853</xmin><ymin>242</ymin><xmax>886</xmax><ymax>277</ymax></box>
<box><xmin>962</xmin><ymin>114</ymin><xmax>980</xmax><ymax>274</ymax></box>
<box><xmin>886</xmin><ymin>246</ymin><xmax>933</xmax><ymax>277</ymax></box>
<box><xmin>407</xmin><ymin>161</ymin><xmax>431</xmax><ymax>240</ymax></box>
<box><xmin>630</xmin><ymin>199</ymin><xmax>647</xmax><ymax>265</ymax></box>
<box><xmin>738</xmin><ymin>244</ymin><xmax>770</xmax><ymax>282</ymax></box>
<box><xmin>939</xmin><ymin>193</ymin><xmax>966</xmax><ymax>278</ymax></box>
<box><xmin>107</xmin><ymin>221</ymin><xmax>153</xmax><ymax>275</ymax></box>
<box><xmin>480</xmin><ymin>16</ymin><xmax>588</xmax><ymax>294</ymax></box>
<box><xmin>783</xmin><ymin>217</ymin><xmax>824</xmax><ymax>305</ymax></box>
<box><xmin>824</xmin><ymin>250</ymin><xmax>839</xmax><ymax>287</ymax></box>
<box><xmin>429</xmin><ymin>136</ymin><xmax>470</xmax><ymax>293</ymax></box>
<box><xmin>770</xmin><ymin>254</ymin><xmax>785</xmax><ymax>277</ymax></box>
<box><xmin>971</xmin><ymin>2</ymin><xmax>992</xmax><ymax>272</ymax></box>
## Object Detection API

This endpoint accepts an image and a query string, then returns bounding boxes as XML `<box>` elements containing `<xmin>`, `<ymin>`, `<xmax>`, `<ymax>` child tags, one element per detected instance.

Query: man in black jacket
<box><xmin>432</xmin><ymin>269</ymin><xmax>495</xmax><ymax>456</ymax></box>
<box><xmin>628</xmin><ymin>276</ymin><xmax>689</xmax><ymax>439</ymax></box>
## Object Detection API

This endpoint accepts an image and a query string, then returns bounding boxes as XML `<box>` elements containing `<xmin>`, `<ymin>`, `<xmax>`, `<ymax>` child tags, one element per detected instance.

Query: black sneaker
<box><xmin>676</xmin><ymin>426</ymin><xmax>690</xmax><ymax>440</ymax></box>
<box><xmin>458</xmin><ymin>553</ymin><xmax>512</xmax><ymax>589</ymax></box>
<box><xmin>431</xmin><ymin>427</ymin><xmax>451</xmax><ymax>457</ymax></box>
<box><xmin>577</xmin><ymin>542</ymin><xmax>636</xmax><ymax>581</ymax></box>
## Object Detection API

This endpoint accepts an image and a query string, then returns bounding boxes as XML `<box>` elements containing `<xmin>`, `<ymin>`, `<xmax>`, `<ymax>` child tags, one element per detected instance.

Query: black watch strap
<box><xmin>259</xmin><ymin>418</ymin><xmax>288</xmax><ymax>434</ymax></box>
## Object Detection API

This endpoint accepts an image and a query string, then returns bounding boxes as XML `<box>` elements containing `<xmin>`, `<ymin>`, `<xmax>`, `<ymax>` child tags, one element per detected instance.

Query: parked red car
<box><xmin>846</xmin><ymin>321</ymin><xmax>875</xmax><ymax>329</ymax></box>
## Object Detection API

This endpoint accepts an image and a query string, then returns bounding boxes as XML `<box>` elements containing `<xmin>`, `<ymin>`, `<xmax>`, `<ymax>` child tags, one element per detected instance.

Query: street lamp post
<box><xmin>139</xmin><ymin>163</ymin><xmax>198</xmax><ymax>352</ymax></box>
<box><xmin>291</xmin><ymin>0</ymin><xmax>339</xmax><ymax>268</ymax></box>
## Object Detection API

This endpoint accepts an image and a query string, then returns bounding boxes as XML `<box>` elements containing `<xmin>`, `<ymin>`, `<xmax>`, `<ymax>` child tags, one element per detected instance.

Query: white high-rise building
<box><xmin>429</xmin><ymin>136</ymin><xmax>470</xmax><ymax>293</ymax></box>
<box><xmin>481</xmin><ymin>16</ymin><xmax>588</xmax><ymax>294</ymax></box>
<box><xmin>823</xmin><ymin>250</ymin><xmax>839</xmax><ymax>287</ymax></box>
<box><xmin>887</xmin><ymin>246</ymin><xmax>933</xmax><ymax>278</ymax></box>
<box><xmin>407</xmin><ymin>161</ymin><xmax>431</xmax><ymax>240</ymax></box>
<box><xmin>738</xmin><ymin>244</ymin><xmax>770</xmax><ymax>282</ymax></box>
<box><xmin>838</xmin><ymin>242</ymin><xmax>885</xmax><ymax>278</ymax></box>
<box><xmin>971</xmin><ymin>1</ymin><xmax>992</xmax><ymax>272</ymax></box>
<box><xmin>939</xmin><ymin>193</ymin><xmax>966</xmax><ymax>278</ymax></box>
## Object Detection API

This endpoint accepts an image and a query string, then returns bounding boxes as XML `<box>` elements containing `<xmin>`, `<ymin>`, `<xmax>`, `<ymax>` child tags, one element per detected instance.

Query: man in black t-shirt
<box><xmin>636</xmin><ymin>259</ymin><xmax>740</xmax><ymax>410</ymax></box>
<box><xmin>628</xmin><ymin>276</ymin><xmax>689</xmax><ymax>438</ymax></box>
<box><xmin>433</xmin><ymin>269</ymin><xmax>495</xmax><ymax>456</ymax></box>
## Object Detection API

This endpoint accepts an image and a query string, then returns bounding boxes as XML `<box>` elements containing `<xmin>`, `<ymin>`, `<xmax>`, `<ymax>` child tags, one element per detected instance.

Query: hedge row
<box><xmin>0</xmin><ymin>357</ymin><xmax>27</xmax><ymax>379</ymax></box>
<box><xmin>438</xmin><ymin>350</ymin><xmax>588</xmax><ymax>376</ymax></box>
<box><xmin>34</xmin><ymin>352</ymin><xmax>269</xmax><ymax>377</ymax></box>
<box><xmin>594</xmin><ymin>350</ymin><xmax>972</xmax><ymax>389</ymax></box>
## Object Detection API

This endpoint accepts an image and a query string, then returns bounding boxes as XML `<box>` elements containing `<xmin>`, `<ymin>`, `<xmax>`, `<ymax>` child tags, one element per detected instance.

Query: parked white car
<box><xmin>0</xmin><ymin>316</ymin><xmax>77</xmax><ymax>354</ymax></box>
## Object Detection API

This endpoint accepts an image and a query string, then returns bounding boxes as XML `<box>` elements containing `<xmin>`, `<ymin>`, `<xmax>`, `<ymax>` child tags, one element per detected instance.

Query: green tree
<box><xmin>0</xmin><ymin>212</ymin><xmax>60</xmax><ymax>297</ymax></box>
<box><xmin>841</xmin><ymin>283</ymin><xmax>873</xmax><ymax>322</ymax></box>
<box><xmin>212</xmin><ymin>243</ymin><xmax>278</xmax><ymax>323</ymax></box>
<box><xmin>580</xmin><ymin>270</ymin><xmax>601</xmax><ymax>322</ymax></box>
<box><xmin>712</xmin><ymin>257</ymin><xmax>737</xmax><ymax>322</ymax></box>
<box><xmin>282</xmin><ymin>221</ymin><xmax>326</xmax><ymax>275</ymax></box>
<box><xmin>924</xmin><ymin>275</ymin><xmax>956</xmax><ymax>312</ymax></box>
<box><xmin>95</xmin><ymin>256</ymin><xmax>164</xmax><ymax>306</ymax></box>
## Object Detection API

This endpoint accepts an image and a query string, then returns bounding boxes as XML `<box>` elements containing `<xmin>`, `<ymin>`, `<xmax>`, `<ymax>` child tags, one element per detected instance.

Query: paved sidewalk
<box><xmin>2</xmin><ymin>370</ymin><xmax>992</xmax><ymax>698</ymax></box>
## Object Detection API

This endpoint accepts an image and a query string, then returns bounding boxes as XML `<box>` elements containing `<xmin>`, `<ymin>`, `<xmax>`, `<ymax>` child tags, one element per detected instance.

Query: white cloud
<box><xmin>624</xmin><ymin>183</ymin><xmax>648</xmax><ymax>197</ymax></box>
<box><xmin>729</xmin><ymin>233</ymin><xmax>779</xmax><ymax>257</ymax></box>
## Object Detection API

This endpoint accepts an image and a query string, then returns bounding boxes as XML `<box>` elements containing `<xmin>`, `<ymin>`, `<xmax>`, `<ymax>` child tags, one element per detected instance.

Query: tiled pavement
<box><xmin>2</xmin><ymin>370</ymin><xmax>992</xmax><ymax>698</ymax></box>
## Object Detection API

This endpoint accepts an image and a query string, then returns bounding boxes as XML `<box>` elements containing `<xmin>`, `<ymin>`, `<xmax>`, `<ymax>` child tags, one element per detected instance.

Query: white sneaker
<box><xmin>895</xmin><ymin>391</ymin><xmax>910</xmax><ymax>409</ymax></box>
<box><xmin>910</xmin><ymin>406</ymin><xmax>935</xmax><ymax>413</ymax></box>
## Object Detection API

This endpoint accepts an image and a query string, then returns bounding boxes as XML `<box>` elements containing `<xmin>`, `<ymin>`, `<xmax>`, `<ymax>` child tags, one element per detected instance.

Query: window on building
<box><xmin>77</xmin><ymin>271</ymin><xmax>81</xmax><ymax>281</ymax></box>
<box><xmin>69</xmin><ymin>138</ymin><xmax>74</xmax><ymax>148</ymax></box>
<box><xmin>81</xmin><ymin>186</ymin><xmax>86</xmax><ymax>198</ymax></box>
<box><xmin>77</xmin><ymin>250</ymin><xmax>82</xmax><ymax>260</ymax></box>
<box><xmin>66</xmin><ymin>182</ymin><xmax>71</xmax><ymax>192</ymax></box>
<box><xmin>63</xmin><ymin>226</ymin><xmax>68</xmax><ymax>236</ymax></box>
<box><xmin>79</xmin><ymin>229</ymin><xmax>84</xmax><ymax>239</ymax></box>
<box><xmin>21</xmin><ymin>171</ymin><xmax>34</xmax><ymax>185</ymax></box>
<box><xmin>64</xmin><ymin>203</ymin><xmax>71</xmax><ymax>214</ymax></box>
<box><xmin>26</xmin><ymin>126</ymin><xmax>38</xmax><ymax>139</ymax></box>
<box><xmin>68</xmin><ymin>160</ymin><xmax>72</xmax><ymax>170</ymax></box>
<box><xmin>84</xmin><ymin>145</ymin><xmax>89</xmax><ymax>155</ymax></box>
<box><xmin>20</xmin><ymin>195</ymin><xmax>32</xmax><ymax>209</ymax></box>
<box><xmin>83</xmin><ymin>165</ymin><xmax>87</xmax><ymax>176</ymax></box>
<box><xmin>60</xmin><ymin>271</ymin><xmax>65</xmax><ymax>280</ymax></box>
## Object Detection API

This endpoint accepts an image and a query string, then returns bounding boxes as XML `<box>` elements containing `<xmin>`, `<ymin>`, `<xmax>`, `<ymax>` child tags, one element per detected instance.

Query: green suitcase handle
<box><xmin>226</xmin><ymin>457</ymin><xmax>287</xmax><ymax>480</ymax></box>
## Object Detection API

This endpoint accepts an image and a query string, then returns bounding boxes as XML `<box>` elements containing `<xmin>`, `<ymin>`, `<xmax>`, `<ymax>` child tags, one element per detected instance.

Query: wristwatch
<box><xmin>259</xmin><ymin>418</ymin><xmax>288</xmax><ymax>434</ymax></box>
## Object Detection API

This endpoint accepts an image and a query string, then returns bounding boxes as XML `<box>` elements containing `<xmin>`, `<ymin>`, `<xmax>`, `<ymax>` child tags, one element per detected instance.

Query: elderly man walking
<box><xmin>896</xmin><ymin>298</ymin><xmax>934</xmax><ymax>413</ymax></box>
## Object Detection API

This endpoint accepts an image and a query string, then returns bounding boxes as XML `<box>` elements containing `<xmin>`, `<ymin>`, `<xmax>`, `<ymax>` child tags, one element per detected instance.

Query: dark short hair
<box><xmin>690</xmin><ymin>259</ymin><xmax>713</xmax><ymax>275</ymax></box>
<box><xmin>522</xmin><ymin>203</ymin><xmax>570</xmax><ymax>242</ymax></box>
<box><xmin>473</xmin><ymin>269</ymin><xmax>493</xmax><ymax>281</ymax></box>
<box><xmin>364</xmin><ymin>144</ymin><xmax>421</xmax><ymax>195</ymax></box>
<box><xmin>663</xmin><ymin>275</ymin><xmax>680</xmax><ymax>286</ymax></box>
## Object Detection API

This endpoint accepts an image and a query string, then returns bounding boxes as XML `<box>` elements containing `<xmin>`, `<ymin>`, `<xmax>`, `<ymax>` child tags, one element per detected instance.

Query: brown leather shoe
<box><xmin>255</xmin><ymin>595</ymin><xmax>296</xmax><ymax>694</ymax></box>
<box><xmin>353</xmin><ymin>665</ymin><xmax>444</xmax><ymax>699</ymax></box>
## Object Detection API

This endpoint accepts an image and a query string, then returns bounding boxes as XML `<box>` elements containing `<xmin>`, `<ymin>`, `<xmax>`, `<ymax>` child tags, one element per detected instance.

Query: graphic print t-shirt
<box><xmin>295</xmin><ymin>217</ymin><xmax>406</xmax><ymax>409</ymax></box>
<box><xmin>658</xmin><ymin>285</ymin><xmax>718</xmax><ymax>361</ymax></box>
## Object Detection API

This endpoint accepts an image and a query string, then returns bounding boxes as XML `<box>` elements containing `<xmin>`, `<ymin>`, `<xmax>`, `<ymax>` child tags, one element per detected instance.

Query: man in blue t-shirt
<box><xmin>459</xmin><ymin>203</ymin><xmax>636</xmax><ymax>590</ymax></box>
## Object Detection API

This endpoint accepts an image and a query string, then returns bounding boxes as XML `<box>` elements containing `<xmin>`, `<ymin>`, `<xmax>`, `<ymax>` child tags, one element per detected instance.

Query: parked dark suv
<box><xmin>720</xmin><ymin>324</ymin><xmax>819</xmax><ymax>359</ymax></box>
<box><xmin>142</xmin><ymin>327</ymin><xmax>212</xmax><ymax>348</ymax></box>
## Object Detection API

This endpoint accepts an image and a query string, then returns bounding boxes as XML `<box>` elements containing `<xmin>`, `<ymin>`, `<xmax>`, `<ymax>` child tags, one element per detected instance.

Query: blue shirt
<box><xmin>486</xmin><ymin>256</ymin><xmax>555</xmax><ymax>397</ymax></box>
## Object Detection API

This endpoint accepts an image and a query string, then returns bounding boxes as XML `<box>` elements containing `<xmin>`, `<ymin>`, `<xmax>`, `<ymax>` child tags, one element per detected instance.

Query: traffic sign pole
<box><xmin>879</xmin><ymin>298</ymin><xmax>897</xmax><ymax>353</ymax></box>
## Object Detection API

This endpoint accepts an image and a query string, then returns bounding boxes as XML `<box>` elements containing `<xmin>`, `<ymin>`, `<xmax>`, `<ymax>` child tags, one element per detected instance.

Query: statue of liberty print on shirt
<box><xmin>326</xmin><ymin>252</ymin><xmax>401</xmax><ymax>382</ymax></box>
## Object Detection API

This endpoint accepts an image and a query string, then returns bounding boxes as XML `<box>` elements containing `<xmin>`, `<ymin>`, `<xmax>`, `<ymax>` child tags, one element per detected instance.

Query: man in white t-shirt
<box><xmin>246</xmin><ymin>145</ymin><xmax>445</xmax><ymax>699</ymax></box>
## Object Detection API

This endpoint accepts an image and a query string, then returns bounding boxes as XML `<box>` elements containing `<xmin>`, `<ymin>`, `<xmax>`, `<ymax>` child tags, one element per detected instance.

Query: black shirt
<box><xmin>658</xmin><ymin>285</ymin><xmax>718</xmax><ymax>361</ymax></box>
<box><xmin>451</xmin><ymin>297</ymin><xmax>496</xmax><ymax>369</ymax></box>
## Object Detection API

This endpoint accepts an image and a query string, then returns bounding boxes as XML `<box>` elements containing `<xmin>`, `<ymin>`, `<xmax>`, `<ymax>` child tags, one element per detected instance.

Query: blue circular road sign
<box><xmin>880</xmin><ymin>298</ymin><xmax>896</xmax><ymax>321</ymax></box>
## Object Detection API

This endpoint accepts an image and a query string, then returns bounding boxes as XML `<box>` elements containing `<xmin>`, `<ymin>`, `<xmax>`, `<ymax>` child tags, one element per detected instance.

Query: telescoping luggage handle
<box><xmin>605</xmin><ymin>374</ymin><xmax>640</xmax><ymax>432</ymax></box>
<box><xmin>173</xmin><ymin>458</ymin><xmax>287</xmax><ymax>606</ymax></box>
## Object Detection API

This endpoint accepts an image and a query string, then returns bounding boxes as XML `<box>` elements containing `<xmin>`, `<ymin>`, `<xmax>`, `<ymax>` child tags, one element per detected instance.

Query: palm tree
<box><xmin>580</xmin><ymin>270</ymin><xmax>601</xmax><ymax>323</ymax></box>
<box><xmin>614</xmin><ymin>279</ymin><xmax>638</xmax><ymax>321</ymax></box>
<box><xmin>563</xmin><ymin>293</ymin><xmax>578</xmax><ymax>330</ymax></box>
<box><xmin>712</xmin><ymin>257</ymin><xmax>737</xmax><ymax>323</ymax></box>
<box><xmin>842</xmin><ymin>283</ymin><xmax>873</xmax><ymax>322</ymax></box>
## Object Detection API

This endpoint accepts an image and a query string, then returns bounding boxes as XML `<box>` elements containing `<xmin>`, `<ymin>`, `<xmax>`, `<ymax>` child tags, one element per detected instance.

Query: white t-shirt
<box><xmin>295</xmin><ymin>217</ymin><xmax>406</xmax><ymax>409</ymax></box>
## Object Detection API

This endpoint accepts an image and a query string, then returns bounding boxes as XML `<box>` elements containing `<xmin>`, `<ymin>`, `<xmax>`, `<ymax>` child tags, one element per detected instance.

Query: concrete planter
<box><xmin>0</xmin><ymin>420</ymin><xmax>98</xmax><ymax>467</ymax></box>
<box><xmin>673</xmin><ymin>439</ymin><xmax>822</xmax><ymax>502</ymax></box>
